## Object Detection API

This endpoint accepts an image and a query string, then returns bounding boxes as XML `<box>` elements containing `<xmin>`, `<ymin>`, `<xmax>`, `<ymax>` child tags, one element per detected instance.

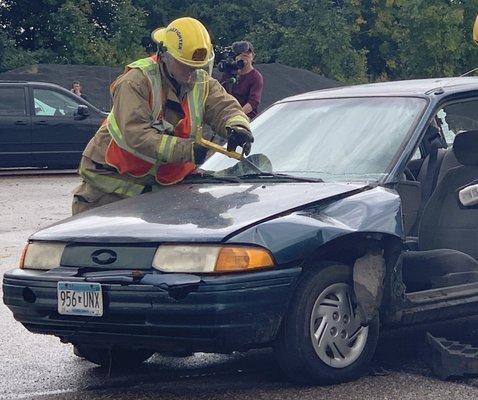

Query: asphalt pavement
<box><xmin>2</xmin><ymin>173</ymin><xmax>478</xmax><ymax>400</ymax></box>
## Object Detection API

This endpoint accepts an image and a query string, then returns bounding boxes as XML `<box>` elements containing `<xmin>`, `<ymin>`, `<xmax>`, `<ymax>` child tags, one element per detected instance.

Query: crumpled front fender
<box><xmin>227</xmin><ymin>186</ymin><xmax>403</xmax><ymax>265</ymax></box>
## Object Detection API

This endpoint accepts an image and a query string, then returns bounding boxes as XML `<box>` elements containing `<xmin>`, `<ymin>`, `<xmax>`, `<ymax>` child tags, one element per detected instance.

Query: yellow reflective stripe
<box><xmin>127</xmin><ymin>59</ymin><xmax>151</xmax><ymax>69</ymax></box>
<box><xmin>163</xmin><ymin>136</ymin><xmax>178</xmax><ymax>163</ymax></box>
<box><xmin>203</xmin><ymin>75</ymin><xmax>210</xmax><ymax>104</ymax></box>
<box><xmin>128</xmin><ymin>57</ymin><xmax>163</xmax><ymax>120</ymax></box>
<box><xmin>107</xmin><ymin>108</ymin><xmax>156</xmax><ymax>164</ymax></box>
<box><xmin>158</xmin><ymin>135</ymin><xmax>178</xmax><ymax>163</ymax></box>
<box><xmin>226</xmin><ymin>114</ymin><xmax>251</xmax><ymax>129</ymax></box>
<box><xmin>188</xmin><ymin>90</ymin><xmax>198</xmax><ymax>130</ymax></box>
<box><xmin>157</xmin><ymin>135</ymin><xmax>168</xmax><ymax>162</ymax></box>
<box><xmin>147</xmin><ymin>64</ymin><xmax>162</xmax><ymax>119</ymax></box>
<box><xmin>80</xmin><ymin>165</ymin><xmax>145</xmax><ymax>197</ymax></box>
<box><xmin>187</xmin><ymin>70</ymin><xmax>208</xmax><ymax>136</ymax></box>
<box><xmin>107</xmin><ymin>108</ymin><xmax>123</xmax><ymax>142</ymax></box>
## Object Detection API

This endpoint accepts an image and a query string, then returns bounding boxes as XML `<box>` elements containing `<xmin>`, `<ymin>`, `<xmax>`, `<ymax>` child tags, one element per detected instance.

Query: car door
<box><xmin>0</xmin><ymin>85</ymin><xmax>32</xmax><ymax>168</ymax></box>
<box><xmin>30</xmin><ymin>86</ymin><xmax>97</xmax><ymax>168</ymax></box>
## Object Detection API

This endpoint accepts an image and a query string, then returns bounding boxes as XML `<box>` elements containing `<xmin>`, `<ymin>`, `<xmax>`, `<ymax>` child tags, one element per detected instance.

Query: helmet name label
<box><xmin>168</xmin><ymin>27</ymin><xmax>183</xmax><ymax>50</ymax></box>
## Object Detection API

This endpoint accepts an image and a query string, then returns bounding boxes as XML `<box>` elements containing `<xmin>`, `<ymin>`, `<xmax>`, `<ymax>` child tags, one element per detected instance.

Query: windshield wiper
<box><xmin>186</xmin><ymin>171</ymin><xmax>241</xmax><ymax>183</ymax></box>
<box><xmin>236</xmin><ymin>172</ymin><xmax>323</xmax><ymax>183</ymax></box>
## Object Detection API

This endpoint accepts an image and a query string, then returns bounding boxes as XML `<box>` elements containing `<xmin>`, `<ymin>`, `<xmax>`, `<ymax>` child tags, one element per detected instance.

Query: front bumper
<box><xmin>3</xmin><ymin>267</ymin><xmax>300</xmax><ymax>352</ymax></box>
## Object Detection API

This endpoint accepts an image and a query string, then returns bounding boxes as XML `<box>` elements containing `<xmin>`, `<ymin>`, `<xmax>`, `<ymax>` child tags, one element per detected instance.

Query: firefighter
<box><xmin>72</xmin><ymin>17</ymin><xmax>253</xmax><ymax>215</ymax></box>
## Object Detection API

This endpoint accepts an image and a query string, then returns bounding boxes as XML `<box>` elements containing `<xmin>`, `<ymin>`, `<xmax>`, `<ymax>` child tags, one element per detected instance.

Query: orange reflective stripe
<box><xmin>155</xmin><ymin>162</ymin><xmax>196</xmax><ymax>185</ymax></box>
<box><xmin>105</xmin><ymin>139</ymin><xmax>151</xmax><ymax>177</ymax></box>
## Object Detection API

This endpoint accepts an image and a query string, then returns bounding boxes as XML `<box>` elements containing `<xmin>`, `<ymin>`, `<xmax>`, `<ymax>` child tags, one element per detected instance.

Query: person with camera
<box><xmin>71</xmin><ymin>17</ymin><xmax>253</xmax><ymax>215</ymax></box>
<box><xmin>219</xmin><ymin>41</ymin><xmax>263</xmax><ymax>119</ymax></box>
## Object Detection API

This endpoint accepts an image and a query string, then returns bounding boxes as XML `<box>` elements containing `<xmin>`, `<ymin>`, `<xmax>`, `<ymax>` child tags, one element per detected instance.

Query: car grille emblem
<box><xmin>91</xmin><ymin>249</ymin><xmax>117</xmax><ymax>265</ymax></box>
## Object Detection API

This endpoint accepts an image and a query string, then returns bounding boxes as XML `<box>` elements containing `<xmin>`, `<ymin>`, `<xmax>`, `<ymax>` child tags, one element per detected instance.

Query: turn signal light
<box><xmin>19</xmin><ymin>244</ymin><xmax>29</xmax><ymax>269</ymax></box>
<box><xmin>215</xmin><ymin>247</ymin><xmax>274</xmax><ymax>272</ymax></box>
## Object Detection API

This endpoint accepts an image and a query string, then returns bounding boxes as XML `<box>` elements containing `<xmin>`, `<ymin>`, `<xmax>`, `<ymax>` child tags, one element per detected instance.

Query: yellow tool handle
<box><xmin>196</xmin><ymin>126</ymin><xmax>244</xmax><ymax>160</ymax></box>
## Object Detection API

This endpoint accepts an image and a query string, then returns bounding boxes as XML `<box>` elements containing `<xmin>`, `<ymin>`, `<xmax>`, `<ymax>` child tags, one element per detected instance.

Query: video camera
<box><xmin>214</xmin><ymin>41</ymin><xmax>251</xmax><ymax>75</ymax></box>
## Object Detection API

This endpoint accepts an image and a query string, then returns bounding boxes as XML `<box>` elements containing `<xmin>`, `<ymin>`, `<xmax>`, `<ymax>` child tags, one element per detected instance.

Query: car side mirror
<box><xmin>458</xmin><ymin>182</ymin><xmax>478</xmax><ymax>208</ymax></box>
<box><xmin>76</xmin><ymin>105</ymin><xmax>90</xmax><ymax>119</ymax></box>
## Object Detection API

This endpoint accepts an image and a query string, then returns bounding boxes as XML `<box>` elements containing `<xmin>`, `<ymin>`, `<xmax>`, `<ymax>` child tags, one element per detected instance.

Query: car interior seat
<box><xmin>400</xmin><ymin>125</ymin><xmax>448</xmax><ymax>237</ymax></box>
<box><xmin>402</xmin><ymin>130</ymin><xmax>478</xmax><ymax>292</ymax></box>
<box><xmin>417</xmin><ymin>147</ymin><xmax>460</xmax><ymax>189</ymax></box>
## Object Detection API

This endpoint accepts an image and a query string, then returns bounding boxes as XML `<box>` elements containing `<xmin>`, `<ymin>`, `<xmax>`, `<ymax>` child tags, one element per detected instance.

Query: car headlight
<box><xmin>20</xmin><ymin>242</ymin><xmax>66</xmax><ymax>270</ymax></box>
<box><xmin>152</xmin><ymin>245</ymin><xmax>275</xmax><ymax>273</ymax></box>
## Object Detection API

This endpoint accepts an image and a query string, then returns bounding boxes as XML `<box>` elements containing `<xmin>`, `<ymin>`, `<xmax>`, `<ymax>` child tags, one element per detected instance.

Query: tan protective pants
<box><xmin>71</xmin><ymin>181</ymin><xmax>125</xmax><ymax>215</ymax></box>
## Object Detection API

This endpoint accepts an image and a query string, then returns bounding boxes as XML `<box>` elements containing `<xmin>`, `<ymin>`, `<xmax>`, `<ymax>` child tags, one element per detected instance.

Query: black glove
<box><xmin>226</xmin><ymin>126</ymin><xmax>254</xmax><ymax>156</ymax></box>
<box><xmin>193</xmin><ymin>144</ymin><xmax>208</xmax><ymax>165</ymax></box>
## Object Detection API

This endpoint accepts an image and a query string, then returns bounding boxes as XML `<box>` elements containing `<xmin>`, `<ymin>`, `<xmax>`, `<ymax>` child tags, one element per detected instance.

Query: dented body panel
<box><xmin>228</xmin><ymin>186</ymin><xmax>402</xmax><ymax>264</ymax></box>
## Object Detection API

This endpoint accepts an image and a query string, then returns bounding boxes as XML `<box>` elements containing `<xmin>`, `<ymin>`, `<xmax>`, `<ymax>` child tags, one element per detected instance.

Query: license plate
<box><xmin>57</xmin><ymin>282</ymin><xmax>103</xmax><ymax>317</ymax></box>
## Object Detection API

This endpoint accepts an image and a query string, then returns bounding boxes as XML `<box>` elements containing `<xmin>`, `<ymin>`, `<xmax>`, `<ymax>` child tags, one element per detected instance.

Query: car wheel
<box><xmin>274</xmin><ymin>263</ymin><xmax>379</xmax><ymax>385</ymax></box>
<box><xmin>74</xmin><ymin>344</ymin><xmax>155</xmax><ymax>368</ymax></box>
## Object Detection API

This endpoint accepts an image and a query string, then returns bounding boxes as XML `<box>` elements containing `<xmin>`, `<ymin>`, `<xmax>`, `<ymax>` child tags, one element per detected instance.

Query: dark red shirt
<box><xmin>220</xmin><ymin>69</ymin><xmax>264</xmax><ymax>119</ymax></box>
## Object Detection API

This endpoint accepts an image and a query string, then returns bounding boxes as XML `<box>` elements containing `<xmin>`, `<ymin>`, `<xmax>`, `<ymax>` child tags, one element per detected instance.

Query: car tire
<box><xmin>74</xmin><ymin>344</ymin><xmax>155</xmax><ymax>368</ymax></box>
<box><xmin>274</xmin><ymin>263</ymin><xmax>379</xmax><ymax>385</ymax></box>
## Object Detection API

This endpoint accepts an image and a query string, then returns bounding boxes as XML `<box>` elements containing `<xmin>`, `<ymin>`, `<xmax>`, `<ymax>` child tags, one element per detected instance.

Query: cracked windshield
<box><xmin>202</xmin><ymin>97</ymin><xmax>427</xmax><ymax>182</ymax></box>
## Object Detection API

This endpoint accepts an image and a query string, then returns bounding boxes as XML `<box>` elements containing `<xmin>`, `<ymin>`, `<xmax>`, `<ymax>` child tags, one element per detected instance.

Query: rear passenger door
<box><xmin>0</xmin><ymin>85</ymin><xmax>32</xmax><ymax>168</ymax></box>
<box><xmin>30</xmin><ymin>86</ymin><xmax>94</xmax><ymax>168</ymax></box>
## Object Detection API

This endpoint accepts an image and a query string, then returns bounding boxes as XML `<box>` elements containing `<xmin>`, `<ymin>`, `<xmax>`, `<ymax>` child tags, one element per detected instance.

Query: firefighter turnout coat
<box><xmin>75</xmin><ymin>55</ymin><xmax>250</xmax><ymax>204</ymax></box>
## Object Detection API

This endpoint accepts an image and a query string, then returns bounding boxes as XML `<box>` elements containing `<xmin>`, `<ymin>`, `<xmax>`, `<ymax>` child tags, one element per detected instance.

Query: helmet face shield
<box><xmin>169</xmin><ymin>55</ymin><xmax>197</xmax><ymax>84</ymax></box>
<box><xmin>164</xmin><ymin>53</ymin><xmax>210</xmax><ymax>86</ymax></box>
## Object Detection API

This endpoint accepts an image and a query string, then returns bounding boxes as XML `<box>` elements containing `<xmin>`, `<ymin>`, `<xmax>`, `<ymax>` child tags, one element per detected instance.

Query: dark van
<box><xmin>0</xmin><ymin>81</ymin><xmax>107</xmax><ymax>169</ymax></box>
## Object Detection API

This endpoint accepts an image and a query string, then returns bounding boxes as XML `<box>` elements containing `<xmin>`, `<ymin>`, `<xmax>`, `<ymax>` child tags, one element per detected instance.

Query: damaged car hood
<box><xmin>32</xmin><ymin>182</ymin><xmax>369</xmax><ymax>243</ymax></box>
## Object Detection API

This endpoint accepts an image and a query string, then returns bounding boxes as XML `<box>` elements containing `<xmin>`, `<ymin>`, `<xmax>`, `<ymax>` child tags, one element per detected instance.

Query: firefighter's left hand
<box><xmin>193</xmin><ymin>143</ymin><xmax>208</xmax><ymax>165</ymax></box>
<box><xmin>226</xmin><ymin>126</ymin><xmax>254</xmax><ymax>156</ymax></box>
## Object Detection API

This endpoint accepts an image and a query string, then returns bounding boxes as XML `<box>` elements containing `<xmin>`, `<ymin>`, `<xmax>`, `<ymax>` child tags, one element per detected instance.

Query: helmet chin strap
<box><xmin>156</xmin><ymin>41</ymin><xmax>167</xmax><ymax>54</ymax></box>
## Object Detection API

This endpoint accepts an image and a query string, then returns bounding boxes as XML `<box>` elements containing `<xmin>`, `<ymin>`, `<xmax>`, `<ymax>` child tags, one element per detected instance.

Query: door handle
<box><xmin>34</xmin><ymin>121</ymin><xmax>48</xmax><ymax>125</ymax></box>
<box><xmin>14</xmin><ymin>120</ymin><xmax>28</xmax><ymax>125</ymax></box>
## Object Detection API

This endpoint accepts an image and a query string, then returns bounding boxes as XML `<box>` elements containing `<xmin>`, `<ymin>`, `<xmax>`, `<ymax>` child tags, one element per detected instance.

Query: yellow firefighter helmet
<box><xmin>151</xmin><ymin>17</ymin><xmax>214</xmax><ymax>69</ymax></box>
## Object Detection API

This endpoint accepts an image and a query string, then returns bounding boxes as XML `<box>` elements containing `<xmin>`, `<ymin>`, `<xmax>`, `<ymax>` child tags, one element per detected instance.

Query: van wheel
<box><xmin>74</xmin><ymin>344</ymin><xmax>155</xmax><ymax>368</ymax></box>
<box><xmin>274</xmin><ymin>263</ymin><xmax>379</xmax><ymax>385</ymax></box>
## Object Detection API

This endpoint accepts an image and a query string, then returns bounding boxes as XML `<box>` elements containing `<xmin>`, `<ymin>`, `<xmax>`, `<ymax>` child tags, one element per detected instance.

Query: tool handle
<box><xmin>195</xmin><ymin>126</ymin><xmax>244</xmax><ymax>160</ymax></box>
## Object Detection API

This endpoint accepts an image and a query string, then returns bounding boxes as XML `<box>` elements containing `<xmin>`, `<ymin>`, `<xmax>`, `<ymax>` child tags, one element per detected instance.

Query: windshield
<box><xmin>202</xmin><ymin>97</ymin><xmax>426</xmax><ymax>182</ymax></box>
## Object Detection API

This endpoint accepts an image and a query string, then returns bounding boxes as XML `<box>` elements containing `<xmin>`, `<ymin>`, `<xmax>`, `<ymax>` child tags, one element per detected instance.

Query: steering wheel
<box><xmin>404</xmin><ymin>167</ymin><xmax>416</xmax><ymax>181</ymax></box>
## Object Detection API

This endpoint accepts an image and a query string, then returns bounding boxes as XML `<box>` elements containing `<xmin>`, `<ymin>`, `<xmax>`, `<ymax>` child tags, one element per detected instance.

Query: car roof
<box><xmin>0</xmin><ymin>80</ymin><xmax>66</xmax><ymax>89</ymax></box>
<box><xmin>0</xmin><ymin>80</ymin><xmax>106</xmax><ymax>113</ymax></box>
<box><xmin>281</xmin><ymin>77</ymin><xmax>478</xmax><ymax>102</ymax></box>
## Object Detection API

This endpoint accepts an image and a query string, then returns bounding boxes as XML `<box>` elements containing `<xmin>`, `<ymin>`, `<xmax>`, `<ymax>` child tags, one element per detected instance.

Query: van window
<box><xmin>0</xmin><ymin>87</ymin><xmax>27</xmax><ymax>116</ymax></box>
<box><xmin>33</xmin><ymin>89</ymin><xmax>80</xmax><ymax>117</ymax></box>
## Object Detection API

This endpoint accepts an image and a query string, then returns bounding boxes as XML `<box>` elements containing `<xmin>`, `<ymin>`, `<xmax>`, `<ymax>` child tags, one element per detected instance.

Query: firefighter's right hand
<box><xmin>193</xmin><ymin>144</ymin><xmax>208</xmax><ymax>165</ymax></box>
<box><xmin>226</xmin><ymin>126</ymin><xmax>254</xmax><ymax>156</ymax></box>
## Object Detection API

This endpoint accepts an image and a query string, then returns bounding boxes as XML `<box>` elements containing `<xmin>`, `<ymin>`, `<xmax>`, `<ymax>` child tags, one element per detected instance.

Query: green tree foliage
<box><xmin>245</xmin><ymin>0</ymin><xmax>368</xmax><ymax>83</ymax></box>
<box><xmin>0</xmin><ymin>32</ymin><xmax>33</xmax><ymax>72</ymax></box>
<box><xmin>361</xmin><ymin>0</ymin><xmax>478</xmax><ymax>80</ymax></box>
<box><xmin>0</xmin><ymin>0</ymin><xmax>147</xmax><ymax>66</ymax></box>
<box><xmin>1</xmin><ymin>0</ymin><xmax>478</xmax><ymax>82</ymax></box>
